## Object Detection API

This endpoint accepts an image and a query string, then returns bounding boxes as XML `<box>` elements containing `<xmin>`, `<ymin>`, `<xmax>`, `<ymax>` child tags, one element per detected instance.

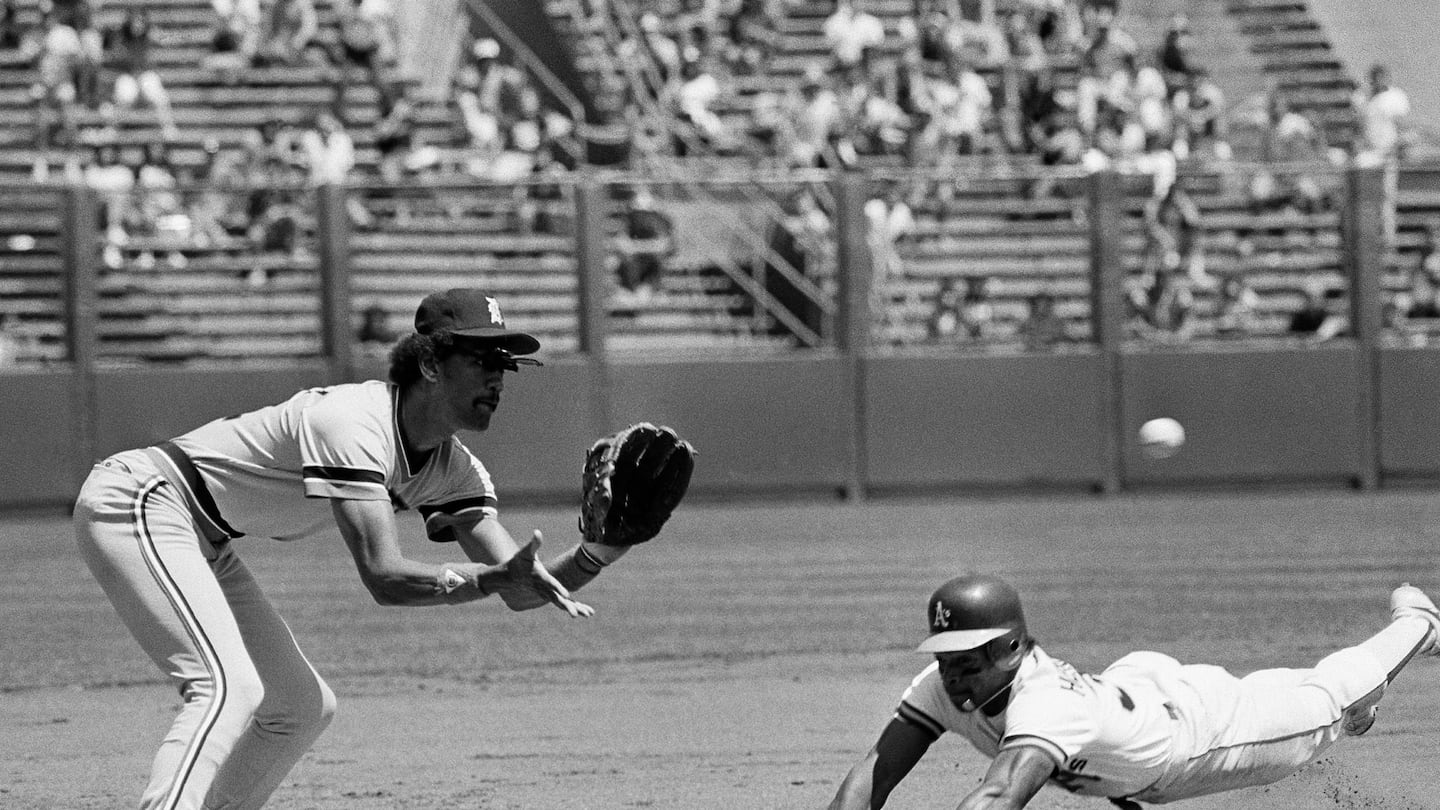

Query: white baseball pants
<box><xmin>74</xmin><ymin>449</ymin><xmax>335</xmax><ymax>810</ymax></box>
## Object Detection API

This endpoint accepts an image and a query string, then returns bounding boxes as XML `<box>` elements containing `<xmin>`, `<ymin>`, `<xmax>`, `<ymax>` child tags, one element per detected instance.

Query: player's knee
<box><xmin>1305</xmin><ymin>647</ymin><xmax>1386</xmax><ymax>709</ymax></box>
<box><xmin>253</xmin><ymin>674</ymin><xmax>335</xmax><ymax>738</ymax></box>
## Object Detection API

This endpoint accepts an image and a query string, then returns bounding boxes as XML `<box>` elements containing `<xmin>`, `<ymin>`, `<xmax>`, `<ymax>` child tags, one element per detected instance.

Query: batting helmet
<box><xmin>916</xmin><ymin>574</ymin><xmax>1027</xmax><ymax>657</ymax></box>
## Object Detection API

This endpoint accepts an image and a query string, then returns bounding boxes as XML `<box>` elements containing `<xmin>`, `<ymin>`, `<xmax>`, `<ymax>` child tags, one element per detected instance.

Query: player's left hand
<box><xmin>497</xmin><ymin>531</ymin><xmax>594</xmax><ymax>618</ymax></box>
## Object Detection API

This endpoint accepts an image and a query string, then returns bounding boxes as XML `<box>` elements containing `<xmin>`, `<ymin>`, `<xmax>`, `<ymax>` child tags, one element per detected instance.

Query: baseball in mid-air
<box><xmin>1138</xmin><ymin>417</ymin><xmax>1185</xmax><ymax>459</ymax></box>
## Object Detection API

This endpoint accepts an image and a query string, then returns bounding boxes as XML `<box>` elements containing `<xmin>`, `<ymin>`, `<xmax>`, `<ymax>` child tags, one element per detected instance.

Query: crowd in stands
<box><xmin>0</xmin><ymin>0</ymin><xmax>1433</xmax><ymax>364</ymax></box>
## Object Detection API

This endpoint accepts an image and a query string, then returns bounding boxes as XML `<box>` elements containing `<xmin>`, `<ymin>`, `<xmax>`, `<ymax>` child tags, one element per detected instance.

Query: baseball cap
<box><xmin>413</xmin><ymin>288</ymin><xmax>541</xmax><ymax>355</ymax></box>
<box><xmin>915</xmin><ymin>574</ymin><xmax>1026</xmax><ymax>654</ymax></box>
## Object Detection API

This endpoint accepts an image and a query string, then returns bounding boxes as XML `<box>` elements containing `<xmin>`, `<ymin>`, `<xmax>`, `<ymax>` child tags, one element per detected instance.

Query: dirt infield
<box><xmin>5</xmin><ymin>490</ymin><xmax>1440</xmax><ymax>808</ymax></box>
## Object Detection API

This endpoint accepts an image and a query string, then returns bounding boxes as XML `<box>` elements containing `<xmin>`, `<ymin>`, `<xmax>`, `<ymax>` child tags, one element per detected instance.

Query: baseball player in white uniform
<box><xmin>74</xmin><ymin>289</ymin><xmax>631</xmax><ymax>810</ymax></box>
<box><xmin>827</xmin><ymin>573</ymin><xmax>1440</xmax><ymax>809</ymax></box>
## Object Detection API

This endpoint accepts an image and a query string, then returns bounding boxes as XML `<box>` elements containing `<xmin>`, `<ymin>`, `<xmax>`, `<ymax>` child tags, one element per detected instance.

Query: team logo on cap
<box><xmin>932</xmin><ymin>599</ymin><xmax>952</xmax><ymax>629</ymax></box>
<box><xmin>487</xmin><ymin>297</ymin><xmax>504</xmax><ymax>325</ymax></box>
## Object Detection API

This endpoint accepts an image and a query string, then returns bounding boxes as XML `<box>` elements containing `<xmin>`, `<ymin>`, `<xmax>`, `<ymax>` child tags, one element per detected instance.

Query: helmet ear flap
<box><xmin>986</xmin><ymin>632</ymin><xmax>1025</xmax><ymax>670</ymax></box>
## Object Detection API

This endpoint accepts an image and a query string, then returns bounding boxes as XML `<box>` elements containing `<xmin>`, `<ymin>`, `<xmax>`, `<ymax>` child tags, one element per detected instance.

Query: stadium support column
<box><xmin>574</xmin><ymin>175</ymin><xmax>613</xmax><ymax>436</ymax></box>
<box><xmin>833</xmin><ymin>170</ymin><xmax>871</xmax><ymax>501</ymax></box>
<box><xmin>316</xmin><ymin>184</ymin><xmax>352</xmax><ymax>384</ymax></box>
<box><xmin>1087</xmin><ymin>170</ymin><xmax>1124</xmax><ymax>495</ymax></box>
<box><xmin>1344</xmin><ymin>166</ymin><xmax>1384</xmax><ymax>490</ymax></box>
<box><xmin>62</xmin><ymin>183</ymin><xmax>98</xmax><ymax>488</ymax></box>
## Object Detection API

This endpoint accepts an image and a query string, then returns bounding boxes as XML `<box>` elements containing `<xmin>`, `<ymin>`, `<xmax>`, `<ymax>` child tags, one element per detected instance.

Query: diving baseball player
<box><xmin>73</xmin><ymin>289</ymin><xmax>693</xmax><ymax>810</ymax></box>
<box><xmin>827</xmin><ymin>573</ymin><xmax>1440</xmax><ymax>809</ymax></box>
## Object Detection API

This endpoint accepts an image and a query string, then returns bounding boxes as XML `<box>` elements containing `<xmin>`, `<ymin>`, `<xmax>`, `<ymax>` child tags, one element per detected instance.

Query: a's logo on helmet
<box><xmin>486</xmin><ymin>297</ymin><xmax>504</xmax><ymax>325</ymax></box>
<box><xmin>932</xmin><ymin>599</ymin><xmax>951</xmax><ymax>629</ymax></box>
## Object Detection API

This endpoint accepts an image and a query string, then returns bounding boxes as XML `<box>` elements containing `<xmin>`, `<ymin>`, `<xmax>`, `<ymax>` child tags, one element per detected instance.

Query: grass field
<box><xmin>4</xmin><ymin>489</ymin><xmax>1440</xmax><ymax>808</ymax></box>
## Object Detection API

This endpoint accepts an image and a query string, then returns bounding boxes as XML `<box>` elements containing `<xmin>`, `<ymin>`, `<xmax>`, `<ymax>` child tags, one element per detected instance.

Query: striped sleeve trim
<box><xmin>999</xmin><ymin>734</ymin><xmax>1067</xmax><ymax>768</ymax></box>
<box><xmin>419</xmin><ymin>496</ymin><xmax>498</xmax><ymax>521</ymax></box>
<box><xmin>896</xmin><ymin>701</ymin><xmax>945</xmax><ymax>741</ymax></box>
<box><xmin>303</xmin><ymin>465</ymin><xmax>387</xmax><ymax>485</ymax></box>
<box><xmin>302</xmin><ymin>465</ymin><xmax>389</xmax><ymax>500</ymax></box>
<box><xmin>419</xmin><ymin>497</ymin><xmax>500</xmax><ymax>540</ymax></box>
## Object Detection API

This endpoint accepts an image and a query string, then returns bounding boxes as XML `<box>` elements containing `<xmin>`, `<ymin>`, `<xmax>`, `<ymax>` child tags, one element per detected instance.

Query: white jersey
<box><xmin>897</xmin><ymin>645</ymin><xmax>1178</xmax><ymax>799</ymax></box>
<box><xmin>171</xmin><ymin>380</ymin><xmax>497</xmax><ymax>542</ymax></box>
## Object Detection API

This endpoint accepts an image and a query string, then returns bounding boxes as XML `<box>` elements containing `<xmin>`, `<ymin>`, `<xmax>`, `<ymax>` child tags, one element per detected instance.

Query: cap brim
<box><xmin>916</xmin><ymin>628</ymin><xmax>1012</xmax><ymax>654</ymax></box>
<box><xmin>449</xmin><ymin>328</ymin><xmax>541</xmax><ymax>355</ymax></box>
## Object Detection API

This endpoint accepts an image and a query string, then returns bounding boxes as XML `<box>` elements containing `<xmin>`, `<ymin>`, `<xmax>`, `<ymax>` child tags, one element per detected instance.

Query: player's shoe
<box><xmin>1390</xmin><ymin>583</ymin><xmax>1440</xmax><ymax>657</ymax></box>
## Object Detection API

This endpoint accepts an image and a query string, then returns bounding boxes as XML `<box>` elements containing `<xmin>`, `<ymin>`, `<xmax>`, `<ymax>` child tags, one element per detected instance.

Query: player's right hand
<box><xmin>498</xmin><ymin>531</ymin><xmax>594</xmax><ymax>618</ymax></box>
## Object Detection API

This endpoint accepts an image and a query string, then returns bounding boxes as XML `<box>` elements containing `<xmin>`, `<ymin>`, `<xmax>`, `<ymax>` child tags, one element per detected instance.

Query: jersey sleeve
<box><xmin>896</xmin><ymin>663</ymin><xmax>950</xmax><ymax>741</ymax></box>
<box><xmin>417</xmin><ymin>441</ymin><xmax>499</xmax><ymax>541</ymax></box>
<box><xmin>1001</xmin><ymin>684</ymin><xmax>1098</xmax><ymax>767</ymax></box>
<box><xmin>297</xmin><ymin>390</ymin><xmax>392</xmax><ymax>501</ymax></box>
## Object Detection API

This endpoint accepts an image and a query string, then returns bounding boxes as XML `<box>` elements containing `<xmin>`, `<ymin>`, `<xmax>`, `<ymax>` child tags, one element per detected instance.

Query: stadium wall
<box><xmin>6</xmin><ymin>344</ymin><xmax>1440</xmax><ymax>511</ymax></box>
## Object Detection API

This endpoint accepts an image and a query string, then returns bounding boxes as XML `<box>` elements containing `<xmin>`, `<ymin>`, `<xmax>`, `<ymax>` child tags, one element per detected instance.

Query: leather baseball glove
<box><xmin>580</xmin><ymin>422</ymin><xmax>695</xmax><ymax>547</ymax></box>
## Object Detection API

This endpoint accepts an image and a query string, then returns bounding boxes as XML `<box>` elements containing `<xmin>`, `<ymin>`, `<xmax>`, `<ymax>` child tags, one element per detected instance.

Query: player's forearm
<box><xmin>547</xmin><ymin>542</ymin><xmax>629</xmax><ymax>592</ymax></box>
<box><xmin>826</xmin><ymin>758</ymin><xmax>886</xmax><ymax>810</ymax></box>
<box><xmin>363</xmin><ymin>560</ymin><xmax>503</xmax><ymax>606</ymax></box>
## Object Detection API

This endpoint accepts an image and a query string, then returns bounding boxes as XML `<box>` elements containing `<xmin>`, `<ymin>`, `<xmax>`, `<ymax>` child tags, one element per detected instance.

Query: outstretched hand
<box><xmin>500</xmin><ymin>531</ymin><xmax>594</xmax><ymax>618</ymax></box>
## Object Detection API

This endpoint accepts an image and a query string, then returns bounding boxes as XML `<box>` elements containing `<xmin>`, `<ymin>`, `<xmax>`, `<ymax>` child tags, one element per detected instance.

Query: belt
<box><xmin>149</xmin><ymin>440</ymin><xmax>245</xmax><ymax>544</ymax></box>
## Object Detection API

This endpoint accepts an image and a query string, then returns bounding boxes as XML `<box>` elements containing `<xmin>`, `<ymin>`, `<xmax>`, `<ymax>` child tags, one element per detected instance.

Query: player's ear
<box><xmin>419</xmin><ymin>352</ymin><xmax>442</xmax><ymax>383</ymax></box>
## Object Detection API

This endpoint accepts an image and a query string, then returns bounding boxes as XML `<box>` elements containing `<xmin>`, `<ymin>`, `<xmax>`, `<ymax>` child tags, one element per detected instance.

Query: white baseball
<box><xmin>1138</xmin><ymin>417</ymin><xmax>1185</xmax><ymax>459</ymax></box>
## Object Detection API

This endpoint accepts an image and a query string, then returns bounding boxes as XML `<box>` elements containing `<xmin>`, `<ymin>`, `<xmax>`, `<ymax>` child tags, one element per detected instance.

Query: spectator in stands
<box><xmin>0</xmin><ymin>311</ymin><xmax>28</xmax><ymax>366</ymax></box>
<box><xmin>1171</xmin><ymin>68</ymin><xmax>1229</xmax><ymax>162</ymax></box>
<box><xmin>1142</xmin><ymin>179</ymin><xmax>1207</xmax><ymax>286</ymax></box>
<box><xmin>1398</xmin><ymin>265</ymin><xmax>1440</xmax><ymax>321</ymax></box>
<box><xmin>927</xmin><ymin>275</ymin><xmax>996</xmax><ymax>343</ymax></box>
<box><xmin>373</xmin><ymin>94</ymin><xmax>437</xmax><ymax>187</ymax></box>
<box><xmin>672</xmin><ymin>57</ymin><xmax>731</xmax><ymax>155</ymax></box>
<box><xmin>0</xmin><ymin>0</ymin><xmax>25</xmax><ymax>50</ymax></box>
<box><xmin>823</xmin><ymin>0</ymin><xmax>885</xmax><ymax>74</ymax></box>
<box><xmin>1248</xmin><ymin>92</ymin><xmax>1331</xmax><ymax>215</ymax></box>
<box><xmin>1035</xmin><ymin>0</ymin><xmax>1085</xmax><ymax>57</ymax></box>
<box><xmin>131</xmin><ymin>141</ymin><xmax>190</xmax><ymax>270</ymax></box>
<box><xmin>1353</xmin><ymin>63</ymin><xmax>1411</xmax><ymax>167</ymax></box>
<box><xmin>103</xmin><ymin>9</ymin><xmax>180</xmax><ymax>141</ymax></box>
<box><xmin>1417</xmin><ymin>223</ymin><xmax>1440</xmax><ymax>280</ymax></box>
<box><xmin>1019</xmin><ymin>290</ymin><xmax>1069</xmax><ymax>350</ymax></box>
<box><xmin>864</xmin><ymin>185</ymin><xmax>915</xmax><ymax>287</ymax></box>
<box><xmin>1157</xmin><ymin>13</ymin><xmax>1195</xmax><ymax>95</ymax></box>
<box><xmin>944</xmin><ymin>1</ymin><xmax>1009</xmax><ymax>71</ymax></box>
<box><xmin>86</xmin><ymin>142</ymin><xmax>136</xmax><ymax>271</ymax></box>
<box><xmin>996</xmin><ymin>8</ymin><xmax>1046</xmax><ymax>152</ymax></box>
<box><xmin>899</xmin><ymin>0</ymin><xmax>952</xmax><ymax>67</ymax></box>
<box><xmin>1130</xmin><ymin>53</ymin><xmax>1171</xmax><ymax>148</ymax></box>
<box><xmin>1212</xmin><ymin>266</ymin><xmax>1262</xmax><ymax>339</ymax></box>
<box><xmin>1288</xmin><ymin>279</ymin><xmax>1345</xmax><ymax>343</ymax></box>
<box><xmin>452</xmin><ymin>42</ymin><xmax>503</xmax><ymax>153</ymax></box>
<box><xmin>254</xmin><ymin>0</ymin><xmax>323</xmax><ymax>67</ymax></box>
<box><xmin>923</xmin><ymin>55</ymin><xmax>994</xmax><ymax>162</ymax></box>
<box><xmin>204</xmin><ymin>1</ymin><xmax>260</xmax><ymax>83</ymax></box>
<box><xmin>356</xmin><ymin>301</ymin><xmax>396</xmax><ymax>351</ymax></box>
<box><xmin>188</xmin><ymin>138</ymin><xmax>248</xmax><ymax>248</ymax></box>
<box><xmin>1128</xmin><ymin>266</ymin><xmax>1195</xmax><ymax>344</ymax></box>
<box><xmin>614</xmin><ymin>186</ymin><xmax>677</xmax><ymax>301</ymax></box>
<box><xmin>471</xmin><ymin>37</ymin><xmax>533</xmax><ymax>139</ymax></box>
<box><xmin>851</xmin><ymin>65</ymin><xmax>912</xmax><ymax>159</ymax></box>
<box><xmin>245</xmin><ymin>186</ymin><xmax>305</xmax><ymax>286</ymax></box>
<box><xmin>31</xmin><ymin>10</ymin><xmax>89</xmax><ymax>149</ymax></box>
<box><xmin>1075</xmin><ymin>4</ymin><xmax>1135</xmax><ymax>139</ymax></box>
<box><xmin>725</xmin><ymin>0</ymin><xmax>780</xmax><ymax>76</ymax></box>
<box><xmin>299</xmin><ymin>108</ymin><xmax>355</xmax><ymax>187</ymax></box>
<box><xmin>787</xmin><ymin>66</ymin><xmax>850</xmax><ymax>168</ymax></box>
<box><xmin>329</xmin><ymin>0</ymin><xmax>398</xmax><ymax>117</ymax></box>
<box><xmin>634</xmin><ymin>12</ymin><xmax>684</xmax><ymax>87</ymax></box>
<box><xmin>924</xmin><ymin>277</ymin><xmax>965</xmax><ymax>341</ymax></box>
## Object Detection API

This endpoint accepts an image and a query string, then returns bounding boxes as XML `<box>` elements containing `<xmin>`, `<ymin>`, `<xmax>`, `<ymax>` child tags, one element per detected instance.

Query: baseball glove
<box><xmin>580</xmin><ymin>422</ymin><xmax>695</xmax><ymax>547</ymax></box>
